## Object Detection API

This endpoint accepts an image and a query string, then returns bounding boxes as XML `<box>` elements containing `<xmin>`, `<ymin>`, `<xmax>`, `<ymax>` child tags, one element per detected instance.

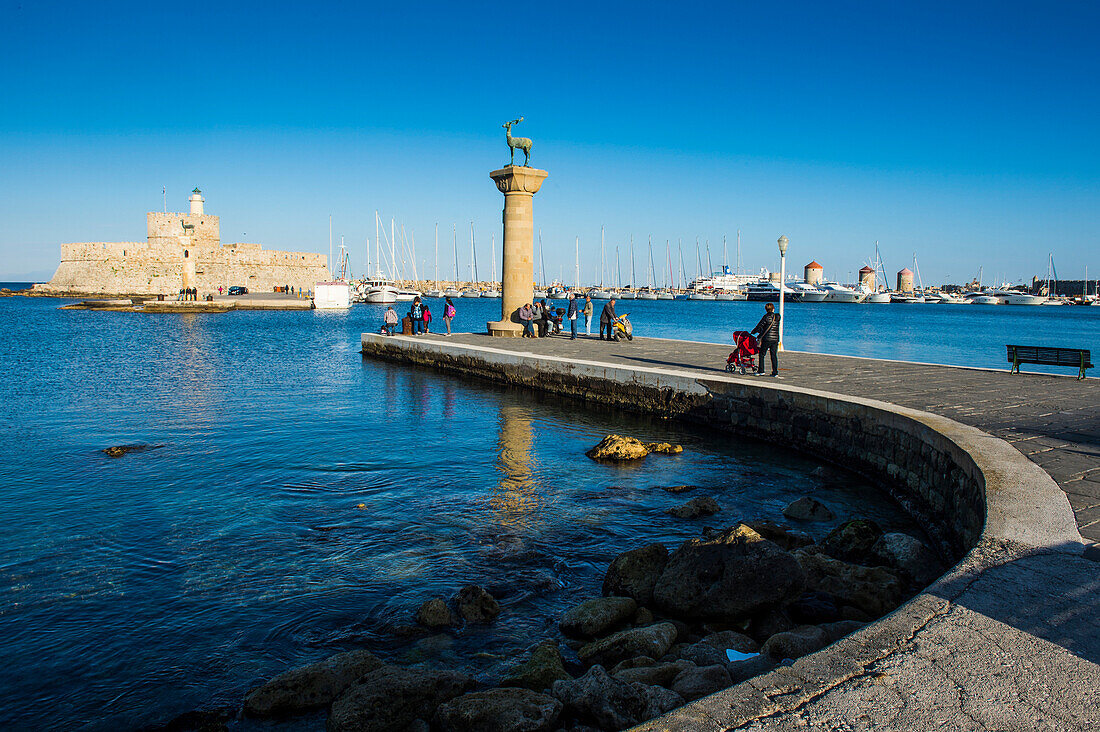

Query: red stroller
<box><xmin>726</xmin><ymin>331</ymin><xmax>758</xmax><ymax>374</ymax></box>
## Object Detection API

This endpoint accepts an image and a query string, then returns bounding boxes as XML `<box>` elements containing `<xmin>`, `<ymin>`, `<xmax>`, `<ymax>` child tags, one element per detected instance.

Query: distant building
<box><xmin>804</xmin><ymin>261</ymin><xmax>824</xmax><ymax>285</ymax></box>
<box><xmin>36</xmin><ymin>189</ymin><xmax>329</xmax><ymax>296</ymax></box>
<box><xmin>858</xmin><ymin>265</ymin><xmax>876</xmax><ymax>290</ymax></box>
<box><xmin>897</xmin><ymin>267</ymin><xmax>914</xmax><ymax>293</ymax></box>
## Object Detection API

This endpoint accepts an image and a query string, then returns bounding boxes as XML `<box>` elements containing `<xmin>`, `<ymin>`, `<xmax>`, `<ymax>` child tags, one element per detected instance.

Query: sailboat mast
<box><xmin>722</xmin><ymin>235</ymin><xmax>728</xmax><ymax>273</ymax></box>
<box><xmin>539</xmin><ymin>229</ymin><xmax>546</xmax><ymax>288</ymax></box>
<box><xmin>491</xmin><ymin>234</ymin><xmax>497</xmax><ymax>283</ymax></box>
<box><xmin>390</xmin><ymin>218</ymin><xmax>396</xmax><ymax>281</ymax></box>
<box><xmin>600</xmin><ymin>226</ymin><xmax>605</xmax><ymax>288</ymax></box>
<box><xmin>374</xmin><ymin>211</ymin><xmax>379</xmax><ymax>277</ymax></box>
<box><xmin>706</xmin><ymin>239</ymin><xmax>713</xmax><ymax>277</ymax></box>
<box><xmin>470</xmin><ymin>222</ymin><xmax>477</xmax><ymax>284</ymax></box>
<box><xmin>434</xmin><ymin>223</ymin><xmax>439</xmax><ymax>284</ymax></box>
<box><xmin>666</xmin><ymin>240</ymin><xmax>672</xmax><ymax>289</ymax></box>
<box><xmin>648</xmin><ymin>236</ymin><xmax>655</xmax><ymax>288</ymax></box>
<box><xmin>678</xmin><ymin>239</ymin><xmax>684</xmax><ymax>291</ymax></box>
<box><xmin>615</xmin><ymin>245</ymin><xmax>621</xmax><ymax>291</ymax></box>
<box><xmin>328</xmin><ymin>215</ymin><xmax>333</xmax><ymax>280</ymax></box>
<box><xmin>736</xmin><ymin>230</ymin><xmax>742</xmax><ymax>277</ymax></box>
<box><xmin>630</xmin><ymin>235</ymin><xmax>636</xmax><ymax>291</ymax></box>
<box><xmin>575</xmin><ymin>236</ymin><xmax>580</xmax><ymax>289</ymax></box>
<box><xmin>695</xmin><ymin>237</ymin><xmax>702</xmax><ymax>282</ymax></box>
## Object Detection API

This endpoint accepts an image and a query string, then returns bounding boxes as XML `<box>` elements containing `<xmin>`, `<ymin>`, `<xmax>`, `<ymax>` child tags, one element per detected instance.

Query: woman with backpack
<box><xmin>410</xmin><ymin>297</ymin><xmax>424</xmax><ymax>335</ymax></box>
<box><xmin>443</xmin><ymin>297</ymin><xmax>456</xmax><ymax>336</ymax></box>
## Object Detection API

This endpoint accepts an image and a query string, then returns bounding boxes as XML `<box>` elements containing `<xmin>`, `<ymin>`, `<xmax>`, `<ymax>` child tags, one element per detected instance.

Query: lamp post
<box><xmin>777</xmin><ymin>235</ymin><xmax>789</xmax><ymax>351</ymax></box>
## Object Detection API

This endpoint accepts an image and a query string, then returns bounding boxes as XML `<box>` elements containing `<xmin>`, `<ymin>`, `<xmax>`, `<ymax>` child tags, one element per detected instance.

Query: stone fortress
<box><xmin>35</xmin><ymin>189</ymin><xmax>330</xmax><ymax>296</ymax></box>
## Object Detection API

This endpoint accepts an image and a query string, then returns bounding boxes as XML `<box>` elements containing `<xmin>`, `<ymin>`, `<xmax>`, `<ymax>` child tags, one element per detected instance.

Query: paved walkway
<box><xmin>429</xmin><ymin>332</ymin><xmax>1100</xmax><ymax>546</ymax></box>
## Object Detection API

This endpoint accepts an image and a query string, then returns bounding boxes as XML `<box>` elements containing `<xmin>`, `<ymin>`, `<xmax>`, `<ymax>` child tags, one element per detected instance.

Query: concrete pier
<box><xmin>361</xmin><ymin>331</ymin><xmax>1100</xmax><ymax>731</ymax></box>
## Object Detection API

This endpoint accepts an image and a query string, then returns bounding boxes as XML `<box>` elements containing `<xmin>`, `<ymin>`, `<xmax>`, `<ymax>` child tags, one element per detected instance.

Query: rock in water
<box><xmin>552</xmin><ymin>665</ymin><xmax>649</xmax><ymax>730</ymax></box>
<box><xmin>612</xmin><ymin>660</ymin><xmax>694</xmax><ymax>687</ymax></box>
<box><xmin>669</xmin><ymin>664</ymin><xmax>732</xmax><ymax>701</ymax></box>
<box><xmin>500</xmin><ymin>640</ymin><xmax>572</xmax><ymax>691</ymax></box>
<box><xmin>871</xmin><ymin>532</ymin><xmax>945</xmax><ymax>586</ymax></box>
<box><xmin>415</xmin><ymin>597</ymin><xmax>457</xmax><ymax>628</ymax></box>
<box><xmin>454</xmin><ymin>585</ymin><xmax>500</xmax><ymax>623</ymax></box>
<box><xmin>577</xmin><ymin>623</ymin><xmax>678</xmax><ymax>668</ymax></box>
<box><xmin>103</xmin><ymin>443</ymin><xmax>162</xmax><ymax>458</ymax></box>
<box><xmin>665</xmin><ymin>496</ymin><xmax>720</xmax><ymax>519</ymax></box>
<box><xmin>242</xmin><ymin>649</ymin><xmax>383</xmax><ymax>718</ymax></box>
<box><xmin>652</xmin><ymin>524</ymin><xmax>805</xmax><ymax>622</ymax></box>
<box><xmin>586</xmin><ymin>435</ymin><xmax>651</xmax><ymax>461</ymax></box>
<box><xmin>819</xmin><ymin>519</ymin><xmax>883</xmax><ymax>563</ymax></box>
<box><xmin>585</xmin><ymin>435</ymin><xmax>683</xmax><ymax>461</ymax></box>
<box><xmin>433</xmin><ymin>688</ymin><xmax>562</xmax><ymax>732</ymax></box>
<box><xmin>328</xmin><ymin>666</ymin><xmax>474</xmax><ymax>732</ymax></box>
<box><xmin>795</xmin><ymin>549</ymin><xmax>904</xmax><ymax>617</ymax></box>
<box><xmin>560</xmin><ymin>597</ymin><xmax>638</xmax><ymax>639</ymax></box>
<box><xmin>782</xmin><ymin>496</ymin><xmax>836</xmax><ymax>522</ymax></box>
<box><xmin>743</xmin><ymin>521</ymin><xmax>814</xmax><ymax>550</ymax></box>
<box><xmin>603</xmin><ymin>544</ymin><xmax>668</xmax><ymax>605</ymax></box>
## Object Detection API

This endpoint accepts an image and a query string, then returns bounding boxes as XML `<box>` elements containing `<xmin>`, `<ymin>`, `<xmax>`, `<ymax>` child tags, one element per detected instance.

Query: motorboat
<box><xmin>927</xmin><ymin>292</ymin><xmax>968</xmax><ymax>304</ymax></box>
<box><xmin>855</xmin><ymin>283</ymin><xmax>891</xmax><ymax>303</ymax></box>
<box><xmin>533</xmin><ymin>289</ymin><xmax>548</xmax><ymax>299</ymax></box>
<box><xmin>482</xmin><ymin>288</ymin><xmax>501</xmax><ymax>298</ymax></box>
<box><xmin>616</xmin><ymin>289</ymin><xmax>636</xmax><ymax>300</ymax></box>
<box><xmin>747</xmin><ymin>281</ymin><xmax>803</xmax><ymax>302</ymax></box>
<box><xmin>395</xmin><ymin>288</ymin><xmax>421</xmax><ymax>302</ymax></box>
<box><xmin>461</xmin><ymin>290</ymin><xmax>482</xmax><ymax>298</ymax></box>
<box><xmin>996</xmin><ymin>290</ymin><xmax>1046</xmax><ymax>305</ymax></box>
<box><xmin>890</xmin><ymin>292</ymin><xmax>926</xmax><ymax>304</ymax></box>
<box><xmin>424</xmin><ymin>288</ymin><xmax>444</xmax><ymax>298</ymax></box>
<box><xmin>822</xmin><ymin>283</ymin><xmax>860</xmax><ymax>303</ymax></box>
<box><xmin>313</xmin><ymin>281</ymin><xmax>352</xmax><ymax>309</ymax></box>
<box><xmin>364</xmin><ymin>277</ymin><xmax>399</xmax><ymax>304</ymax></box>
<box><xmin>635</xmin><ymin>289</ymin><xmax>659</xmax><ymax>300</ymax></box>
<box><xmin>789</xmin><ymin>283</ymin><xmax>828</xmax><ymax>302</ymax></box>
<box><xmin>657</xmin><ymin>291</ymin><xmax>675</xmax><ymax>300</ymax></box>
<box><xmin>965</xmin><ymin>291</ymin><xmax>1002</xmax><ymax>305</ymax></box>
<box><xmin>589</xmin><ymin>289</ymin><xmax>612</xmax><ymax>299</ymax></box>
<box><xmin>688</xmin><ymin>291</ymin><xmax>716</xmax><ymax>300</ymax></box>
<box><xmin>443</xmin><ymin>287</ymin><xmax>463</xmax><ymax>298</ymax></box>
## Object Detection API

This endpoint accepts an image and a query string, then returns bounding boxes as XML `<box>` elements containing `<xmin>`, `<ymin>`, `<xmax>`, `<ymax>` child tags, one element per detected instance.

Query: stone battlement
<box><xmin>36</xmin><ymin>194</ymin><xmax>328</xmax><ymax>296</ymax></box>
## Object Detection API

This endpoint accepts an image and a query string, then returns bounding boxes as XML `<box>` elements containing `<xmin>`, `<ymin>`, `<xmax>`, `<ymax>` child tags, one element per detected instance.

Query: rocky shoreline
<box><xmin>147</xmin><ymin>436</ymin><xmax>944</xmax><ymax>732</ymax></box>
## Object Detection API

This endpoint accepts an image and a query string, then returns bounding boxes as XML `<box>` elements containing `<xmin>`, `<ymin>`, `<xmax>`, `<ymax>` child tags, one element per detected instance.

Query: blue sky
<box><xmin>1</xmin><ymin>0</ymin><xmax>1097</xmax><ymax>285</ymax></box>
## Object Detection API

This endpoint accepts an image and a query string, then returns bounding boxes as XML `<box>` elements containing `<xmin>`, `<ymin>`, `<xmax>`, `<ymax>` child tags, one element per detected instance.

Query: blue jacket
<box><xmin>567</xmin><ymin>298</ymin><xmax>579</xmax><ymax>317</ymax></box>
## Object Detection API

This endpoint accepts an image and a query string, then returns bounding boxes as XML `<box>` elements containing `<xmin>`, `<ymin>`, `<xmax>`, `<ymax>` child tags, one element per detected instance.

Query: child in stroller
<box><xmin>726</xmin><ymin>331</ymin><xmax>758</xmax><ymax>374</ymax></box>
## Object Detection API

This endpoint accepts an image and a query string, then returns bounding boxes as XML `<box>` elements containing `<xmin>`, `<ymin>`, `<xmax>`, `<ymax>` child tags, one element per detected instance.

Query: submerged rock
<box><xmin>653</xmin><ymin>524</ymin><xmax>805</xmax><ymax>622</ymax></box>
<box><xmin>819</xmin><ymin>519</ymin><xmax>883</xmax><ymax>563</ymax></box>
<box><xmin>577</xmin><ymin>623</ymin><xmax>678</xmax><ymax>668</ymax></box>
<box><xmin>433</xmin><ymin>687</ymin><xmax>562</xmax><ymax>732</ymax></box>
<box><xmin>782</xmin><ymin>496</ymin><xmax>836</xmax><ymax>522</ymax></box>
<box><xmin>665</xmin><ymin>496</ymin><xmax>720</xmax><ymax>519</ymax></box>
<box><xmin>103</xmin><ymin>443</ymin><xmax>162</xmax><ymax>458</ymax></box>
<box><xmin>328</xmin><ymin>666</ymin><xmax>474</xmax><ymax>732</ymax></box>
<box><xmin>552</xmin><ymin>665</ymin><xmax>649</xmax><ymax>730</ymax></box>
<box><xmin>871</xmin><ymin>532</ymin><xmax>945</xmax><ymax>586</ymax></box>
<box><xmin>560</xmin><ymin>597</ymin><xmax>638</xmax><ymax>639</ymax></box>
<box><xmin>415</xmin><ymin>598</ymin><xmax>458</xmax><ymax>628</ymax></box>
<box><xmin>645</xmin><ymin>442</ymin><xmax>683</xmax><ymax>455</ymax></box>
<box><xmin>243</xmin><ymin>649</ymin><xmax>382</xmax><ymax>718</ymax></box>
<box><xmin>743</xmin><ymin>521</ymin><xmax>814</xmax><ymax>551</ymax></box>
<box><xmin>603</xmin><ymin>544</ymin><xmax>668</xmax><ymax>606</ymax></box>
<box><xmin>660</xmin><ymin>485</ymin><xmax>698</xmax><ymax>494</ymax></box>
<box><xmin>454</xmin><ymin>585</ymin><xmax>500</xmax><ymax>623</ymax></box>
<box><xmin>500</xmin><ymin>640</ymin><xmax>572</xmax><ymax>691</ymax></box>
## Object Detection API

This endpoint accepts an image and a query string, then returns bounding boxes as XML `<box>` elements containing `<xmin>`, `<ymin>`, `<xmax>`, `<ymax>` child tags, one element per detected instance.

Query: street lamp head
<box><xmin>777</xmin><ymin>235</ymin><xmax>789</xmax><ymax>255</ymax></box>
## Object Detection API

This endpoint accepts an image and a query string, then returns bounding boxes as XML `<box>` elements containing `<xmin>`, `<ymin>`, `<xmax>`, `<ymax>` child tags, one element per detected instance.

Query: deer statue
<box><xmin>503</xmin><ymin>117</ymin><xmax>533</xmax><ymax>167</ymax></box>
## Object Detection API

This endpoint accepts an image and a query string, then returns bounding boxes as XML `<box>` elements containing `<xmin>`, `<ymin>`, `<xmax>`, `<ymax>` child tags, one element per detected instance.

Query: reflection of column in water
<box><xmin>408</xmin><ymin>372</ymin><xmax>431</xmax><ymax>419</ymax></box>
<box><xmin>492</xmin><ymin>405</ymin><xmax>540</xmax><ymax>527</ymax></box>
<box><xmin>382</xmin><ymin>367</ymin><xmax>399</xmax><ymax>417</ymax></box>
<box><xmin>442</xmin><ymin>382</ymin><xmax>456</xmax><ymax>420</ymax></box>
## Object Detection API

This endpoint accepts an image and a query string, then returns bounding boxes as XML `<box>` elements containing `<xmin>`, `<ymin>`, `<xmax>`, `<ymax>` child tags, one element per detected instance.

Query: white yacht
<box><xmin>635</xmin><ymin>289</ymin><xmax>659</xmax><ymax>300</ymax></box>
<box><xmin>424</xmin><ymin>288</ymin><xmax>444</xmax><ymax>298</ymax></box>
<box><xmin>443</xmin><ymin>287</ymin><xmax>463</xmax><ymax>298</ymax></box>
<box><xmin>657</xmin><ymin>290</ymin><xmax>675</xmax><ymax>300</ymax></box>
<box><xmin>588</xmin><ymin>289</ymin><xmax>612</xmax><ymax>299</ymax></box>
<box><xmin>395</xmin><ymin>289</ymin><xmax>421</xmax><ymax>302</ymax></box>
<box><xmin>855</xmin><ymin>283</ymin><xmax>891</xmax><ymax>303</ymax></box>
<box><xmin>747</xmin><ymin>281</ymin><xmax>803</xmax><ymax>302</ymax></box>
<box><xmin>533</xmin><ymin>289</ymin><xmax>548</xmax><ymax>299</ymax></box>
<box><xmin>996</xmin><ymin>290</ymin><xmax>1046</xmax><ymax>305</ymax></box>
<box><xmin>461</xmin><ymin>290</ymin><xmax>482</xmax><ymax>298</ymax></box>
<box><xmin>822</xmin><ymin>283</ymin><xmax>860</xmax><ymax>303</ymax></box>
<box><xmin>965</xmin><ymin>291</ymin><xmax>1002</xmax><ymax>305</ymax></box>
<box><xmin>789</xmin><ymin>282</ymin><xmax>828</xmax><ymax>302</ymax></box>
<box><xmin>891</xmin><ymin>292</ymin><xmax>926</xmax><ymax>304</ymax></box>
<box><xmin>313</xmin><ymin>281</ymin><xmax>352</xmax><ymax>309</ymax></box>
<box><xmin>616</xmin><ymin>289</ymin><xmax>636</xmax><ymax>300</ymax></box>
<box><xmin>714</xmin><ymin>290</ymin><xmax>747</xmax><ymax>301</ymax></box>
<box><xmin>364</xmin><ymin>277</ymin><xmax>399</xmax><ymax>304</ymax></box>
<box><xmin>688</xmin><ymin>291</ymin><xmax>716</xmax><ymax>300</ymax></box>
<box><xmin>482</xmin><ymin>288</ymin><xmax>501</xmax><ymax>298</ymax></box>
<box><xmin>928</xmin><ymin>292</ymin><xmax>969</xmax><ymax>304</ymax></box>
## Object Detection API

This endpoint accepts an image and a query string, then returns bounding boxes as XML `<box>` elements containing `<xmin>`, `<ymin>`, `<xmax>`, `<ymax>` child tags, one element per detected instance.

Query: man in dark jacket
<box><xmin>600</xmin><ymin>298</ymin><xmax>617</xmax><ymax>340</ymax></box>
<box><xmin>751</xmin><ymin>302</ymin><xmax>781</xmax><ymax>376</ymax></box>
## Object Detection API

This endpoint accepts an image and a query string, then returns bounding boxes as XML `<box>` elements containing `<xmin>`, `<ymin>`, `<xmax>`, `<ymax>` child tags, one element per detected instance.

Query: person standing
<box><xmin>422</xmin><ymin>303</ymin><xmax>432</xmax><ymax>333</ymax></box>
<box><xmin>751</xmin><ymin>302</ymin><xmax>781</xmax><ymax>377</ymax></box>
<box><xmin>537</xmin><ymin>298</ymin><xmax>551</xmax><ymax>337</ymax></box>
<box><xmin>583</xmin><ymin>295</ymin><xmax>594</xmax><ymax>336</ymax></box>
<box><xmin>411</xmin><ymin>297</ymin><xmax>424</xmax><ymax>335</ymax></box>
<box><xmin>530</xmin><ymin>300</ymin><xmax>543</xmax><ymax>338</ymax></box>
<box><xmin>443</xmin><ymin>297</ymin><xmax>456</xmax><ymax>336</ymax></box>
<box><xmin>600</xmin><ymin>298</ymin><xmax>617</xmax><ymax>341</ymax></box>
<box><xmin>566</xmin><ymin>293</ymin><xmax>579</xmax><ymax>340</ymax></box>
<box><xmin>383</xmin><ymin>306</ymin><xmax>399</xmax><ymax>335</ymax></box>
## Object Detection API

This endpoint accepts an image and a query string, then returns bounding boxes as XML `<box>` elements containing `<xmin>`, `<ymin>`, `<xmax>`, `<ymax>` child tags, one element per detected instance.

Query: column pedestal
<box><xmin>487</xmin><ymin>165</ymin><xmax>549</xmax><ymax>336</ymax></box>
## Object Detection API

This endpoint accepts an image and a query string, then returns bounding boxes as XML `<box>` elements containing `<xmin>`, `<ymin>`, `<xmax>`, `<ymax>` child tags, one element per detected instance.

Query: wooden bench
<box><xmin>1007</xmin><ymin>345</ymin><xmax>1093</xmax><ymax>380</ymax></box>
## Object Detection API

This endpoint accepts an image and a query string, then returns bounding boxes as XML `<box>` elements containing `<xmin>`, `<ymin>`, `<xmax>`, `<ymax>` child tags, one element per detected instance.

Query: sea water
<box><xmin>0</xmin><ymin>290</ymin><xmax>1078</xmax><ymax>729</ymax></box>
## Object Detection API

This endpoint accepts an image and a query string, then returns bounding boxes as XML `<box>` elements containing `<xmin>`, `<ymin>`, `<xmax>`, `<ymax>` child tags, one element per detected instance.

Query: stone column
<box><xmin>488</xmin><ymin>165</ymin><xmax>549</xmax><ymax>336</ymax></box>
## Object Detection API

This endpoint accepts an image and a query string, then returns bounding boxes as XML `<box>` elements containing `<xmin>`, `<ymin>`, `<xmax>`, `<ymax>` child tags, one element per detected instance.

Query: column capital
<box><xmin>490</xmin><ymin>166</ymin><xmax>549</xmax><ymax>195</ymax></box>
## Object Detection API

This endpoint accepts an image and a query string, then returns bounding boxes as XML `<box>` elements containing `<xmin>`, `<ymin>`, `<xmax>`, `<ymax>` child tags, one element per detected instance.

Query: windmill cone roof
<box><xmin>859</xmin><ymin>265</ymin><xmax>875</xmax><ymax>273</ymax></box>
<box><xmin>898</xmin><ymin>267</ymin><xmax>913</xmax><ymax>275</ymax></box>
<box><xmin>805</xmin><ymin>261</ymin><xmax>823</xmax><ymax>269</ymax></box>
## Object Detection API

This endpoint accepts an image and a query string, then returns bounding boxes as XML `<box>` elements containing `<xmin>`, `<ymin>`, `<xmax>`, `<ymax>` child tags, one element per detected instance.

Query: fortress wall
<box><xmin>147</xmin><ymin>212</ymin><xmax>219</xmax><ymax>247</ymax></box>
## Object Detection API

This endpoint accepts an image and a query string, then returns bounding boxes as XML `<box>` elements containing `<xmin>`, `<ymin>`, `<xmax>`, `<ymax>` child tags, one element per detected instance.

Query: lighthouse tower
<box><xmin>189</xmin><ymin>188</ymin><xmax>205</xmax><ymax>216</ymax></box>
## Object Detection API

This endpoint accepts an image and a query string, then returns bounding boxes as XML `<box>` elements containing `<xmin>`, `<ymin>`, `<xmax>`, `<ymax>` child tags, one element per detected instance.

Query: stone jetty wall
<box><xmin>361</xmin><ymin>335</ymin><xmax>987</xmax><ymax>558</ymax></box>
